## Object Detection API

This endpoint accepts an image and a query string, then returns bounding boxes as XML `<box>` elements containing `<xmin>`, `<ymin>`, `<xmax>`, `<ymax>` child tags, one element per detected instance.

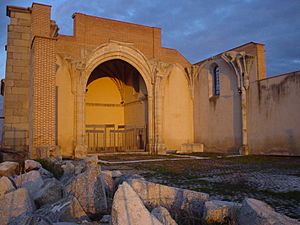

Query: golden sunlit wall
<box><xmin>56</xmin><ymin>56</ymin><xmax>75</xmax><ymax>157</ymax></box>
<box><xmin>85</xmin><ymin>77</ymin><xmax>124</xmax><ymax>125</ymax></box>
<box><xmin>123</xmin><ymin>76</ymin><xmax>147</xmax><ymax>127</ymax></box>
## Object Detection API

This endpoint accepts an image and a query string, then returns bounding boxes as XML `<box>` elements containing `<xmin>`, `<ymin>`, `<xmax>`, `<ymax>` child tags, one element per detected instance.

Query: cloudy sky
<box><xmin>0</xmin><ymin>0</ymin><xmax>299</xmax><ymax>78</ymax></box>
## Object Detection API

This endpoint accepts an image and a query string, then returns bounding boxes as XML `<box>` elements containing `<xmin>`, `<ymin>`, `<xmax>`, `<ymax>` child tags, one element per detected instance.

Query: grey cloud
<box><xmin>0</xmin><ymin>0</ymin><xmax>299</xmax><ymax>77</ymax></box>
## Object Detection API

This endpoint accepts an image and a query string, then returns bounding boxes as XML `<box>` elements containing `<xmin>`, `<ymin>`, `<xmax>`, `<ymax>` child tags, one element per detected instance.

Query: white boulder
<box><xmin>65</xmin><ymin>164</ymin><xmax>107</xmax><ymax>215</ymax></box>
<box><xmin>237</xmin><ymin>198</ymin><xmax>300</xmax><ymax>225</ymax></box>
<box><xmin>15</xmin><ymin>170</ymin><xmax>44</xmax><ymax>198</ymax></box>
<box><xmin>0</xmin><ymin>161</ymin><xmax>19</xmax><ymax>176</ymax></box>
<box><xmin>0</xmin><ymin>176</ymin><xmax>15</xmax><ymax>199</ymax></box>
<box><xmin>203</xmin><ymin>200</ymin><xmax>241</xmax><ymax>224</ymax></box>
<box><xmin>127</xmin><ymin>178</ymin><xmax>209</xmax><ymax>218</ymax></box>
<box><xmin>151</xmin><ymin>206</ymin><xmax>178</xmax><ymax>225</ymax></box>
<box><xmin>25</xmin><ymin>160</ymin><xmax>42</xmax><ymax>172</ymax></box>
<box><xmin>111</xmin><ymin>182</ymin><xmax>163</xmax><ymax>225</ymax></box>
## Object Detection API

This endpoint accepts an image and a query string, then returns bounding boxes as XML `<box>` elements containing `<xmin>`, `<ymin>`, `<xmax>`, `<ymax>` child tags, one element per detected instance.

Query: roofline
<box><xmin>6</xmin><ymin>5</ymin><xmax>31</xmax><ymax>17</ymax></box>
<box><xmin>259</xmin><ymin>70</ymin><xmax>300</xmax><ymax>81</ymax></box>
<box><xmin>72</xmin><ymin>12</ymin><xmax>161</xmax><ymax>30</ymax></box>
<box><xmin>194</xmin><ymin>41</ymin><xmax>265</xmax><ymax>65</ymax></box>
<box><xmin>32</xmin><ymin>2</ymin><xmax>52</xmax><ymax>8</ymax></box>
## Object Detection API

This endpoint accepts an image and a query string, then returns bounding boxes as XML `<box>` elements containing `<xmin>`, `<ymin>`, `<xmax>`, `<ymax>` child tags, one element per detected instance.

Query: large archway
<box><xmin>85</xmin><ymin>59</ymin><xmax>148</xmax><ymax>152</ymax></box>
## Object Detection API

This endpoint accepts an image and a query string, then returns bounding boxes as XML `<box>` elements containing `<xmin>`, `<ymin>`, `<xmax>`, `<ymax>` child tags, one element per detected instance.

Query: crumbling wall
<box><xmin>248</xmin><ymin>71</ymin><xmax>300</xmax><ymax>155</ymax></box>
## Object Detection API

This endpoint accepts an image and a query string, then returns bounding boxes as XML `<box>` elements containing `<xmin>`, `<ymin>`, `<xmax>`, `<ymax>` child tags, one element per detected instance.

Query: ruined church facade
<box><xmin>2</xmin><ymin>3</ymin><xmax>300</xmax><ymax>158</ymax></box>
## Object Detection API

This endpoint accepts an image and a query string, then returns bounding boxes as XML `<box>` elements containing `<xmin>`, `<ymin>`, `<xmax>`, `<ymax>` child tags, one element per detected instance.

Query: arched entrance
<box><xmin>85</xmin><ymin>59</ymin><xmax>148</xmax><ymax>152</ymax></box>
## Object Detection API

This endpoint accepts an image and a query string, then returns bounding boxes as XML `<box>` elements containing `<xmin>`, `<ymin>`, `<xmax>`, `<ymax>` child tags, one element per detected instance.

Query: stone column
<box><xmin>150</xmin><ymin>60</ymin><xmax>173</xmax><ymax>154</ymax></box>
<box><xmin>146</xmin><ymin>95</ymin><xmax>154</xmax><ymax>153</ymax></box>
<box><xmin>241</xmin><ymin>86</ymin><xmax>249</xmax><ymax>155</ymax></box>
<box><xmin>222</xmin><ymin>51</ymin><xmax>253</xmax><ymax>155</ymax></box>
<box><xmin>74</xmin><ymin>88</ymin><xmax>87</xmax><ymax>158</ymax></box>
<box><xmin>66</xmin><ymin>59</ymin><xmax>88</xmax><ymax>158</ymax></box>
<box><xmin>153</xmin><ymin>74</ymin><xmax>165</xmax><ymax>154</ymax></box>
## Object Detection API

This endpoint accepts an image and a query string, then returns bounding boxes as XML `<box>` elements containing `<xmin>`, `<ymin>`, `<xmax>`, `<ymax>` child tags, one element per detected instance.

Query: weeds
<box><xmin>35</xmin><ymin>159</ymin><xmax>64</xmax><ymax>179</ymax></box>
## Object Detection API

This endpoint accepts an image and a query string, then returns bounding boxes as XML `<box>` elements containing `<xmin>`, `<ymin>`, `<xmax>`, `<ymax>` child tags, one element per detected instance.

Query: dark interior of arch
<box><xmin>87</xmin><ymin>59</ymin><xmax>145</xmax><ymax>93</ymax></box>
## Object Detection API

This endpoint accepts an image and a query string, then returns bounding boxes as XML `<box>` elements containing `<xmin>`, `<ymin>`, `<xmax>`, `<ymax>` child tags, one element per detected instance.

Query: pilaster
<box><xmin>149</xmin><ymin>60</ymin><xmax>173</xmax><ymax>154</ymax></box>
<box><xmin>222</xmin><ymin>51</ymin><xmax>254</xmax><ymax>155</ymax></box>
<box><xmin>65</xmin><ymin>58</ymin><xmax>88</xmax><ymax>158</ymax></box>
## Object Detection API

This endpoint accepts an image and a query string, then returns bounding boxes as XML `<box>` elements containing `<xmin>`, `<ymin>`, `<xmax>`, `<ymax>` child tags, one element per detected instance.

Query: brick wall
<box><xmin>56</xmin><ymin>13</ymin><xmax>190</xmax><ymax>67</ymax></box>
<box><xmin>31</xmin><ymin>3</ymin><xmax>51</xmax><ymax>37</ymax></box>
<box><xmin>30</xmin><ymin>36</ymin><xmax>56</xmax><ymax>156</ymax></box>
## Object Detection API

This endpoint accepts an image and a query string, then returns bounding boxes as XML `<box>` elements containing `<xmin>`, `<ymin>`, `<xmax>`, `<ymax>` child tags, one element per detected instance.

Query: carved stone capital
<box><xmin>221</xmin><ymin>51</ymin><xmax>254</xmax><ymax>91</ymax></box>
<box><xmin>64</xmin><ymin>56</ymin><xmax>88</xmax><ymax>95</ymax></box>
<box><xmin>149</xmin><ymin>59</ymin><xmax>173</xmax><ymax>84</ymax></box>
<box><xmin>185</xmin><ymin>65</ymin><xmax>200</xmax><ymax>99</ymax></box>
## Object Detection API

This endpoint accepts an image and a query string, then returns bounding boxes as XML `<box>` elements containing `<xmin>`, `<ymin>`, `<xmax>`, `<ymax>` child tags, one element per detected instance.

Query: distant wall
<box><xmin>85</xmin><ymin>78</ymin><xmax>124</xmax><ymax>126</ymax></box>
<box><xmin>248</xmin><ymin>71</ymin><xmax>300</xmax><ymax>155</ymax></box>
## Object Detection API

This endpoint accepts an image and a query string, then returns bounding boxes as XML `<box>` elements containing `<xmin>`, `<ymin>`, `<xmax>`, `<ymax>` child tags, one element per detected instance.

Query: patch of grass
<box><xmin>99</xmin><ymin>154</ymin><xmax>177</xmax><ymax>162</ymax></box>
<box><xmin>261</xmin><ymin>190</ymin><xmax>300</xmax><ymax>202</ymax></box>
<box><xmin>36</xmin><ymin>159</ymin><xmax>64</xmax><ymax>179</ymax></box>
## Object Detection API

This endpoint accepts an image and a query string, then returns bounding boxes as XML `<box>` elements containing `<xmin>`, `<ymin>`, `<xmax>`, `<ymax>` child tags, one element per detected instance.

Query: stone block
<box><xmin>14</xmin><ymin>80</ymin><xmax>29</xmax><ymax>87</ymax></box>
<box><xmin>127</xmin><ymin>178</ymin><xmax>209</xmax><ymax>219</ymax></box>
<box><xmin>13</xmin><ymin>39</ymin><xmax>29</xmax><ymax>47</ymax></box>
<box><xmin>8</xmin><ymin>24</ymin><xmax>31</xmax><ymax>33</ymax></box>
<box><xmin>151</xmin><ymin>206</ymin><xmax>178</xmax><ymax>225</ymax></box>
<box><xmin>237</xmin><ymin>198</ymin><xmax>300</xmax><ymax>225</ymax></box>
<box><xmin>7</xmin><ymin>45</ymin><xmax>29</xmax><ymax>53</ymax></box>
<box><xmin>34</xmin><ymin>178</ymin><xmax>63</xmax><ymax>208</ymax></box>
<box><xmin>0</xmin><ymin>176</ymin><xmax>16</xmax><ymax>199</ymax></box>
<box><xmin>8</xmin><ymin>31</ymin><xmax>22</xmax><ymax>39</ymax></box>
<box><xmin>25</xmin><ymin>159</ymin><xmax>42</xmax><ymax>172</ymax></box>
<box><xmin>15</xmin><ymin>170</ymin><xmax>44</xmax><ymax>198</ymax></box>
<box><xmin>65</xmin><ymin>164</ymin><xmax>108</xmax><ymax>215</ymax></box>
<box><xmin>203</xmin><ymin>200</ymin><xmax>241</xmax><ymax>224</ymax></box>
<box><xmin>35</xmin><ymin>195</ymin><xmax>90</xmax><ymax>223</ymax></box>
<box><xmin>16</xmin><ymin>18</ymin><xmax>31</xmax><ymax>26</ymax></box>
<box><xmin>0</xmin><ymin>161</ymin><xmax>19</xmax><ymax>176</ymax></box>
<box><xmin>21</xmin><ymin>33</ymin><xmax>31</xmax><ymax>40</ymax></box>
<box><xmin>14</xmin><ymin>12</ymin><xmax>31</xmax><ymax>20</ymax></box>
<box><xmin>12</xmin><ymin>87</ymin><xmax>28</xmax><ymax>94</ymax></box>
<box><xmin>0</xmin><ymin>188</ymin><xmax>35</xmax><ymax>224</ymax></box>
<box><xmin>13</xmin><ymin>66</ymin><xmax>28</xmax><ymax>73</ymax></box>
<box><xmin>111</xmin><ymin>182</ymin><xmax>163</xmax><ymax>225</ymax></box>
<box><xmin>178</xmin><ymin>143</ymin><xmax>204</xmax><ymax>154</ymax></box>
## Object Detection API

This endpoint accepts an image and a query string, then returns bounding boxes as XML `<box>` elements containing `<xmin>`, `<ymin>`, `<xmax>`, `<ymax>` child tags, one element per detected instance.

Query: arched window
<box><xmin>213</xmin><ymin>66</ymin><xmax>220</xmax><ymax>96</ymax></box>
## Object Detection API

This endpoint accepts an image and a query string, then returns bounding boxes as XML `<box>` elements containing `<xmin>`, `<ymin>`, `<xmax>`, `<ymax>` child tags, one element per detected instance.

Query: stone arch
<box><xmin>200</xmin><ymin>59</ymin><xmax>240</xmax><ymax>97</ymax></box>
<box><xmin>82</xmin><ymin>41</ymin><xmax>153</xmax><ymax>98</ymax></box>
<box><xmin>74</xmin><ymin>42</ymin><xmax>154</xmax><ymax>156</ymax></box>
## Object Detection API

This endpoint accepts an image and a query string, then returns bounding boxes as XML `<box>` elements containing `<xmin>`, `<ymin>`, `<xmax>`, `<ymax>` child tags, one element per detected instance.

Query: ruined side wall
<box><xmin>3</xmin><ymin>7</ymin><xmax>31</xmax><ymax>150</ymax></box>
<box><xmin>195</xmin><ymin>60</ymin><xmax>242</xmax><ymax>153</ymax></box>
<box><xmin>248</xmin><ymin>71</ymin><xmax>300</xmax><ymax>155</ymax></box>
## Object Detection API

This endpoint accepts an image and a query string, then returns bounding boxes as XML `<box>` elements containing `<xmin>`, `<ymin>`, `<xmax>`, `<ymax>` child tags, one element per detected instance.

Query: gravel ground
<box><xmin>101</xmin><ymin>154</ymin><xmax>300</xmax><ymax>220</ymax></box>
